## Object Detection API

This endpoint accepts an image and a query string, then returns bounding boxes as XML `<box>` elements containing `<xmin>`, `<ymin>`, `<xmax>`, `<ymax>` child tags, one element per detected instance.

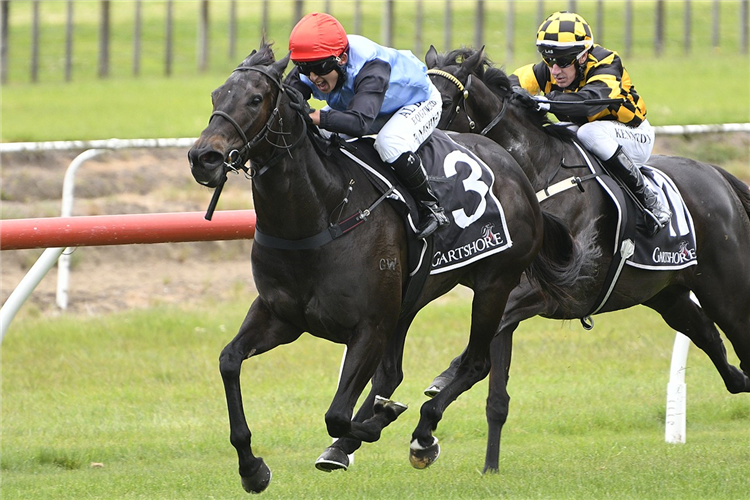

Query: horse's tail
<box><xmin>713</xmin><ymin>165</ymin><xmax>750</xmax><ymax>222</ymax></box>
<box><xmin>526</xmin><ymin>212</ymin><xmax>601</xmax><ymax>304</ymax></box>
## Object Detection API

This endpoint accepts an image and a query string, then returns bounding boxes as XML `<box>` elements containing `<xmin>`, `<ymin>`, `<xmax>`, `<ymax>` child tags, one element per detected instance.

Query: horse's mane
<box><xmin>237</xmin><ymin>40</ymin><xmax>276</xmax><ymax>69</ymax></box>
<box><xmin>439</xmin><ymin>48</ymin><xmax>576</xmax><ymax>143</ymax></box>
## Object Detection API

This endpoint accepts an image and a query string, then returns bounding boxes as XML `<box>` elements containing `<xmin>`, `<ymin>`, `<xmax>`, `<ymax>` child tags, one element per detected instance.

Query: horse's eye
<box><xmin>248</xmin><ymin>95</ymin><xmax>263</xmax><ymax>106</ymax></box>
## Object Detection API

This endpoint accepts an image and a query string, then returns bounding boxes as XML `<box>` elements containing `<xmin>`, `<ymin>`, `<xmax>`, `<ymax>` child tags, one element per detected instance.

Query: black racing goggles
<box><xmin>295</xmin><ymin>57</ymin><xmax>340</xmax><ymax>77</ymax></box>
<box><xmin>541</xmin><ymin>53</ymin><xmax>579</xmax><ymax>68</ymax></box>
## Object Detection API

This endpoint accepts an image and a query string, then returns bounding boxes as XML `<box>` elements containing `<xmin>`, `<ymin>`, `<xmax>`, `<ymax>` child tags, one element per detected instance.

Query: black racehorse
<box><xmin>423</xmin><ymin>45</ymin><xmax>750</xmax><ymax>472</ymax></box>
<box><xmin>187</xmin><ymin>42</ymin><xmax>590</xmax><ymax>493</ymax></box>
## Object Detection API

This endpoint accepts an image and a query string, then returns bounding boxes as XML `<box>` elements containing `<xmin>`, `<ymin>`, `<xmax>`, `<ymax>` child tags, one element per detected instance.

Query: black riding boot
<box><xmin>391</xmin><ymin>152</ymin><xmax>450</xmax><ymax>239</ymax></box>
<box><xmin>603</xmin><ymin>146</ymin><xmax>671</xmax><ymax>236</ymax></box>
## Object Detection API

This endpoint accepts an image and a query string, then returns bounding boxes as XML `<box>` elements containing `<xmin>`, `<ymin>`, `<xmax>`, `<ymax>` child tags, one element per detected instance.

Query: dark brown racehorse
<box><xmin>187</xmin><ymin>42</ymin><xmax>590</xmax><ymax>493</ymax></box>
<box><xmin>423</xmin><ymin>45</ymin><xmax>750</xmax><ymax>473</ymax></box>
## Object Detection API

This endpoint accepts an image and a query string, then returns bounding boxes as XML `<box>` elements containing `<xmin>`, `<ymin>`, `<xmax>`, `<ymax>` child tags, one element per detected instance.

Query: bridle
<box><xmin>208</xmin><ymin>65</ymin><xmax>308</xmax><ymax>179</ymax></box>
<box><xmin>427</xmin><ymin>67</ymin><xmax>510</xmax><ymax>136</ymax></box>
<box><xmin>203</xmin><ymin>64</ymin><xmax>310</xmax><ymax>220</ymax></box>
<box><xmin>427</xmin><ymin>69</ymin><xmax>475</xmax><ymax>131</ymax></box>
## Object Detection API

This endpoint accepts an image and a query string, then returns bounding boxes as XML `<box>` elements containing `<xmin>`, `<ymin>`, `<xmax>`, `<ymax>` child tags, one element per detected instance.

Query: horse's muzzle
<box><xmin>188</xmin><ymin>145</ymin><xmax>226</xmax><ymax>187</ymax></box>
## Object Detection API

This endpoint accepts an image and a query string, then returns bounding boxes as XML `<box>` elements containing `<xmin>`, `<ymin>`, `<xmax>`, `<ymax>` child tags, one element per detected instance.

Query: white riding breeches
<box><xmin>576</xmin><ymin>119</ymin><xmax>655</xmax><ymax>165</ymax></box>
<box><xmin>374</xmin><ymin>84</ymin><xmax>443</xmax><ymax>163</ymax></box>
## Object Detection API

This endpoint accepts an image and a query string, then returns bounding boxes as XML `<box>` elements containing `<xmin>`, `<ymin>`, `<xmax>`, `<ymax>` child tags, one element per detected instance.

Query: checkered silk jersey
<box><xmin>510</xmin><ymin>45</ymin><xmax>647</xmax><ymax>126</ymax></box>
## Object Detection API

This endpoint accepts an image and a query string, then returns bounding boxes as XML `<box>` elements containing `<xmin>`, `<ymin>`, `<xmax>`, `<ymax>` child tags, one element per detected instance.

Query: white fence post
<box><xmin>664</xmin><ymin>292</ymin><xmax>700</xmax><ymax>444</ymax></box>
<box><xmin>56</xmin><ymin>148</ymin><xmax>109</xmax><ymax>309</ymax></box>
<box><xmin>665</xmin><ymin>333</ymin><xmax>690</xmax><ymax>443</ymax></box>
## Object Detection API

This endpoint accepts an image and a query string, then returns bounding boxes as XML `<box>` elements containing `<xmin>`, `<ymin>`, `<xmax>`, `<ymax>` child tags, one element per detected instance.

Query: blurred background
<box><xmin>1</xmin><ymin>0</ymin><xmax>749</xmax><ymax>141</ymax></box>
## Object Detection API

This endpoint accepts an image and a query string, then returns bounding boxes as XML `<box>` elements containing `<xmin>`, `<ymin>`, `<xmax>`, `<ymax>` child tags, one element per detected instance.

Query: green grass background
<box><xmin>1</xmin><ymin>0</ymin><xmax>749</xmax><ymax>142</ymax></box>
<box><xmin>2</xmin><ymin>296</ymin><xmax>749</xmax><ymax>499</ymax></box>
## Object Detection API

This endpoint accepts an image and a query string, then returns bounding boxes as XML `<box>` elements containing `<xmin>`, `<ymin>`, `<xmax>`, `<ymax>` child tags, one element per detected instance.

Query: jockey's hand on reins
<box><xmin>286</xmin><ymin>87</ymin><xmax>315</xmax><ymax>126</ymax></box>
<box><xmin>510</xmin><ymin>86</ymin><xmax>546</xmax><ymax>113</ymax></box>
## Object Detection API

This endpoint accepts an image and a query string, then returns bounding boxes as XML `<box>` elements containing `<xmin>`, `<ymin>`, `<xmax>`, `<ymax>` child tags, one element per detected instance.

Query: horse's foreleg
<box><xmin>424</xmin><ymin>277</ymin><xmax>552</xmax><ymax>398</ymax></box>
<box><xmin>424</xmin><ymin>351</ymin><xmax>465</xmax><ymax>397</ymax></box>
<box><xmin>320</xmin><ymin>317</ymin><xmax>414</xmax><ymax>471</ymax></box>
<box><xmin>322</xmin><ymin>321</ymin><xmax>395</xmax><ymax>442</ymax></box>
<box><xmin>482</xmin><ymin>282</ymin><xmax>553</xmax><ymax>472</ymax></box>
<box><xmin>423</xmin><ymin>280</ymin><xmax>552</xmax><ymax>472</ymax></box>
<box><xmin>219</xmin><ymin>299</ymin><xmax>302</xmax><ymax>493</ymax></box>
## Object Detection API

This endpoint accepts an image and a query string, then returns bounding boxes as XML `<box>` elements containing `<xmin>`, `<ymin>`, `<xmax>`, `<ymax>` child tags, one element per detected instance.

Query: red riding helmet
<box><xmin>289</xmin><ymin>12</ymin><xmax>348</xmax><ymax>62</ymax></box>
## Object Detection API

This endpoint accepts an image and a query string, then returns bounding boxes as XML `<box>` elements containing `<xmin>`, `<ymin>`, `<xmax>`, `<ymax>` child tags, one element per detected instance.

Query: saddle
<box><xmin>552</xmin><ymin>141</ymin><xmax>697</xmax><ymax>326</ymax></box>
<box><xmin>336</xmin><ymin>130</ymin><xmax>513</xmax><ymax>268</ymax></box>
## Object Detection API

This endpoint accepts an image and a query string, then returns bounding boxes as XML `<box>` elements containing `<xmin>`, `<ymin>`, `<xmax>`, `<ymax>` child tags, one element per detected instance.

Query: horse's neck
<box><xmin>504</xmin><ymin>118</ymin><xmax>566</xmax><ymax>186</ymax></box>
<box><xmin>251</xmin><ymin>137</ymin><xmax>345</xmax><ymax>238</ymax></box>
<box><xmin>472</xmin><ymin>89</ymin><xmax>567</xmax><ymax>188</ymax></box>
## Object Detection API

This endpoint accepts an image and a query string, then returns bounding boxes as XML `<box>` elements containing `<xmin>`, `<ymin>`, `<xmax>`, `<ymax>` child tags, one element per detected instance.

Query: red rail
<box><xmin>0</xmin><ymin>210</ymin><xmax>256</xmax><ymax>250</ymax></box>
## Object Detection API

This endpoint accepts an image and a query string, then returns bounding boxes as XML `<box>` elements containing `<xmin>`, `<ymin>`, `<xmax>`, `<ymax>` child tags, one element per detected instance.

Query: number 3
<box><xmin>443</xmin><ymin>150</ymin><xmax>490</xmax><ymax>228</ymax></box>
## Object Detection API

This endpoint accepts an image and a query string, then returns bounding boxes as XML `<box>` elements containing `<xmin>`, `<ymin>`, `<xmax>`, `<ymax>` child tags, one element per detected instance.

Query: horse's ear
<box><xmin>272</xmin><ymin>51</ymin><xmax>291</xmax><ymax>78</ymax></box>
<box><xmin>425</xmin><ymin>45</ymin><xmax>438</xmax><ymax>68</ymax></box>
<box><xmin>463</xmin><ymin>45</ymin><xmax>485</xmax><ymax>74</ymax></box>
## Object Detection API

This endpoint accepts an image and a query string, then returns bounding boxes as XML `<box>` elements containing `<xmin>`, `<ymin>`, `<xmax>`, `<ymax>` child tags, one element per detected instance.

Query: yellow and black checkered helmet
<box><xmin>536</xmin><ymin>11</ymin><xmax>594</xmax><ymax>59</ymax></box>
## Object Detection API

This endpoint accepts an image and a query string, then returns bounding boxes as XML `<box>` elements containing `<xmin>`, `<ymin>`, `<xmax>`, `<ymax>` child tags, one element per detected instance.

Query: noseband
<box><xmin>209</xmin><ymin>66</ymin><xmax>308</xmax><ymax>179</ymax></box>
<box><xmin>427</xmin><ymin>68</ymin><xmax>509</xmax><ymax>136</ymax></box>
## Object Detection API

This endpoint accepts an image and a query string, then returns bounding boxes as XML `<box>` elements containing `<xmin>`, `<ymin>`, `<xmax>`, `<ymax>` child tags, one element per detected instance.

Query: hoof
<box><xmin>373</xmin><ymin>395</ymin><xmax>408</xmax><ymax>419</ymax></box>
<box><xmin>240</xmin><ymin>459</ymin><xmax>272</xmax><ymax>493</ymax></box>
<box><xmin>482</xmin><ymin>465</ymin><xmax>500</xmax><ymax>474</ymax></box>
<box><xmin>409</xmin><ymin>437</ymin><xmax>440</xmax><ymax>469</ymax></box>
<box><xmin>424</xmin><ymin>376</ymin><xmax>450</xmax><ymax>397</ymax></box>
<box><xmin>315</xmin><ymin>446</ymin><xmax>349</xmax><ymax>472</ymax></box>
<box><xmin>423</xmin><ymin>385</ymin><xmax>441</xmax><ymax>398</ymax></box>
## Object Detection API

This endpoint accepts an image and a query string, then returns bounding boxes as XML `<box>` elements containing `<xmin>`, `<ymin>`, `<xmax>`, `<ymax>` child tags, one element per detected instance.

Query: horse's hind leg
<box><xmin>220</xmin><ymin>298</ymin><xmax>303</xmax><ymax>493</ymax></box>
<box><xmin>696</xmin><ymin>277</ymin><xmax>750</xmax><ymax>379</ymax></box>
<box><xmin>419</xmin><ymin>322</ymin><xmax>515</xmax><ymax>473</ymax></box>
<box><xmin>646</xmin><ymin>288</ymin><xmax>750</xmax><ymax>394</ymax></box>
<box><xmin>410</xmin><ymin>282</ymin><xmax>514</xmax><ymax>469</ymax></box>
<box><xmin>479</xmin><ymin>325</ymin><xmax>514</xmax><ymax>474</ymax></box>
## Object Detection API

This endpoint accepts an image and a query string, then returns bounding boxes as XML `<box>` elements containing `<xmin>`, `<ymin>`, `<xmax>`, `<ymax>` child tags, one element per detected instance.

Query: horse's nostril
<box><xmin>202</xmin><ymin>151</ymin><xmax>224</xmax><ymax>167</ymax></box>
<box><xmin>189</xmin><ymin>147</ymin><xmax>224</xmax><ymax>170</ymax></box>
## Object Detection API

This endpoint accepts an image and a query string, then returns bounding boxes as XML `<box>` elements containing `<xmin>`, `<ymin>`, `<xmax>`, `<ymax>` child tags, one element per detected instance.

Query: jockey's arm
<box><xmin>545</xmin><ymin>82</ymin><xmax>612</xmax><ymax>118</ymax></box>
<box><xmin>319</xmin><ymin>60</ymin><xmax>390</xmax><ymax>136</ymax></box>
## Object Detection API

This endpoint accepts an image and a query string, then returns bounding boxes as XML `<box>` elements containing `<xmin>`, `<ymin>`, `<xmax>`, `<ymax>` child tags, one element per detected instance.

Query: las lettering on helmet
<box><xmin>535</xmin><ymin>11</ymin><xmax>593</xmax><ymax>67</ymax></box>
<box><xmin>289</xmin><ymin>12</ymin><xmax>349</xmax><ymax>64</ymax></box>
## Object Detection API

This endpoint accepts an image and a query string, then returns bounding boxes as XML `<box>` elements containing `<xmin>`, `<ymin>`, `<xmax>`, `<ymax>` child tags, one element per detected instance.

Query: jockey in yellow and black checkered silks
<box><xmin>512</xmin><ymin>10</ymin><xmax>646</xmax><ymax>126</ymax></box>
<box><xmin>510</xmin><ymin>10</ymin><xmax>671</xmax><ymax>235</ymax></box>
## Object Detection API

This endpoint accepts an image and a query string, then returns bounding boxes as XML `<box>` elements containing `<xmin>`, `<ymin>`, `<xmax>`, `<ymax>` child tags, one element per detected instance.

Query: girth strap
<box><xmin>254</xmin><ymin>187</ymin><xmax>395</xmax><ymax>250</ymax></box>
